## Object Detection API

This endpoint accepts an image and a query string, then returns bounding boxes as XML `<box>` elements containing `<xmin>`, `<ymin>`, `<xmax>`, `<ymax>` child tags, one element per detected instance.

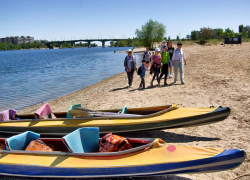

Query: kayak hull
<box><xmin>0</xmin><ymin>146</ymin><xmax>245</xmax><ymax>178</ymax></box>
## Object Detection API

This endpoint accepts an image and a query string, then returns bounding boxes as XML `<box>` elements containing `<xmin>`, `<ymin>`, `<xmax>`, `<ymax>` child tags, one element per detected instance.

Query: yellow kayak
<box><xmin>0</xmin><ymin>105</ymin><xmax>230</xmax><ymax>135</ymax></box>
<box><xmin>0</xmin><ymin>135</ymin><xmax>245</xmax><ymax>178</ymax></box>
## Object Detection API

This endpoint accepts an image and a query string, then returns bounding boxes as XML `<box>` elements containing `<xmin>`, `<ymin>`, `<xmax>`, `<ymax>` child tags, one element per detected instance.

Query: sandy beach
<box><xmin>18</xmin><ymin>43</ymin><xmax>250</xmax><ymax>180</ymax></box>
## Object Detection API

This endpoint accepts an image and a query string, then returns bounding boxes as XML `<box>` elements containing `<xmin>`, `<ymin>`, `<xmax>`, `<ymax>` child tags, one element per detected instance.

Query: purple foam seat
<box><xmin>0</xmin><ymin>109</ymin><xmax>17</xmax><ymax>121</ymax></box>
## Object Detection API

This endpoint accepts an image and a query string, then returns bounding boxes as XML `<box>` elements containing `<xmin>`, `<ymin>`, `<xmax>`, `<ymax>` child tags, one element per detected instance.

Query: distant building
<box><xmin>1</xmin><ymin>38</ymin><xmax>7</xmax><ymax>43</ymax></box>
<box><xmin>0</xmin><ymin>36</ymin><xmax>34</xmax><ymax>45</ymax></box>
<box><xmin>7</xmin><ymin>37</ymin><xmax>13</xmax><ymax>43</ymax></box>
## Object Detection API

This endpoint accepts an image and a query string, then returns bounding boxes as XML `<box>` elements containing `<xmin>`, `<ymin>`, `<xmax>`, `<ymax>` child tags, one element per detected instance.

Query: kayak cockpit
<box><xmin>14</xmin><ymin>104</ymin><xmax>173</xmax><ymax>120</ymax></box>
<box><xmin>0</xmin><ymin>137</ymin><xmax>157</xmax><ymax>156</ymax></box>
<box><xmin>0</xmin><ymin>127</ymin><xmax>161</xmax><ymax>157</ymax></box>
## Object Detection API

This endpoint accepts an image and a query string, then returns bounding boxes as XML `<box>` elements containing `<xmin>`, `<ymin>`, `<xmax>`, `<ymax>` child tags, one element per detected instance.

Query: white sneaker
<box><xmin>169</xmin><ymin>75</ymin><xmax>172</xmax><ymax>78</ymax></box>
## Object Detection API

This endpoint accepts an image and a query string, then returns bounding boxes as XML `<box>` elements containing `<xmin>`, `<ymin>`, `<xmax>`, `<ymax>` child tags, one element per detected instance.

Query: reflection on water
<box><xmin>0</xmin><ymin>47</ymin><xmax>142</xmax><ymax>111</ymax></box>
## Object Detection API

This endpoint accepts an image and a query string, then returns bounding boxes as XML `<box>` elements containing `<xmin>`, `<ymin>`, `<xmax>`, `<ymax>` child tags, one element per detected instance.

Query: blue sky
<box><xmin>0</xmin><ymin>0</ymin><xmax>249</xmax><ymax>44</ymax></box>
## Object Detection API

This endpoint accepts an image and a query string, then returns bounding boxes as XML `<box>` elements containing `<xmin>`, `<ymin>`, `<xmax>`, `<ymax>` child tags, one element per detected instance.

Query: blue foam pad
<box><xmin>66</xmin><ymin>104</ymin><xmax>81</xmax><ymax>118</ymax></box>
<box><xmin>5</xmin><ymin>131</ymin><xmax>40</xmax><ymax>150</ymax></box>
<box><xmin>62</xmin><ymin>127</ymin><xmax>99</xmax><ymax>153</ymax></box>
<box><xmin>121</xmin><ymin>106</ymin><xmax>127</xmax><ymax>114</ymax></box>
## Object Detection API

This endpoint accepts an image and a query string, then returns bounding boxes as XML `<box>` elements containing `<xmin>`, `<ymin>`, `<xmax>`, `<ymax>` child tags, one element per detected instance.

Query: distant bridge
<box><xmin>46</xmin><ymin>39</ymin><xmax>129</xmax><ymax>49</ymax></box>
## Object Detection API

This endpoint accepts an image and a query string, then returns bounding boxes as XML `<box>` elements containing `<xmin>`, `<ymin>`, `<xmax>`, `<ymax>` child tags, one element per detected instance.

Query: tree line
<box><xmin>135</xmin><ymin>20</ymin><xmax>250</xmax><ymax>48</ymax></box>
<box><xmin>109</xmin><ymin>38</ymin><xmax>140</xmax><ymax>47</ymax></box>
<box><xmin>190</xmin><ymin>25</ymin><xmax>250</xmax><ymax>41</ymax></box>
<box><xmin>0</xmin><ymin>41</ymin><xmax>48</xmax><ymax>51</ymax></box>
<box><xmin>0</xmin><ymin>41</ymin><xmax>98</xmax><ymax>51</ymax></box>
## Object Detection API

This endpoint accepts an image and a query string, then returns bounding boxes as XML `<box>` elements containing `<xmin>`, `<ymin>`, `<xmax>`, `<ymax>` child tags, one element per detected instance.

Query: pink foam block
<box><xmin>35</xmin><ymin>103</ymin><xmax>53</xmax><ymax>118</ymax></box>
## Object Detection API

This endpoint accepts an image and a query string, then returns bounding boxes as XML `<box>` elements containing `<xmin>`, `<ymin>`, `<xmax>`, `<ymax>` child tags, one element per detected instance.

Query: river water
<box><xmin>0</xmin><ymin>47</ymin><xmax>143</xmax><ymax>111</ymax></box>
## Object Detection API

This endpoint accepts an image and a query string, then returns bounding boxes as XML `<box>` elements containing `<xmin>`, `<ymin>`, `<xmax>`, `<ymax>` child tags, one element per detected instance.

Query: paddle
<box><xmin>73</xmin><ymin>106</ymin><xmax>93</xmax><ymax>112</ymax></box>
<box><xmin>69</xmin><ymin>110</ymin><xmax>92</xmax><ymax>118</ymax></box>
<box><xmin>69</xmin><ymin>110</ymin><xmax>142</xmax><ymax>118</ymax></box>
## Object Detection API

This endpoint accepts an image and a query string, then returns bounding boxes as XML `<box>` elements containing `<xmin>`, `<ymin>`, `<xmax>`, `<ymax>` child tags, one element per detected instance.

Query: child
<box><xmin>139</xmin><ymin>60</ymin><xmax>148</xmax><ymax>89</ymax></box>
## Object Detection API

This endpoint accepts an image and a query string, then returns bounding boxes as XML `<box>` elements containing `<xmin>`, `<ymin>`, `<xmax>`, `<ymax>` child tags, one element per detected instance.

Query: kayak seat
<box><xmin>62</xmin><ymin>127</ymin><xmax>99</xmax><ymax>153</ymax></box>
<box><xmin>35</xmin><ymin>103</ymin><xmax>56</xmax><ymax>119</ymax></box>
<box><xmin>66</xmin><ymin>104</ymin><xmax>81</xmax><ymax>118</ymax></box>
<box><xmin>0</xmin><ymin>109</ymin><xmax>17</xmax><ymax>121</ymax></box>
<box><xmin>121</xmin><ymin>106</ymin><xmax>127</xmax><ymax>114</ymax></box>
<box><xmin>5</xmin><ymin>131</ymin><xmax>40</xmax><ymax>151</ymax></box>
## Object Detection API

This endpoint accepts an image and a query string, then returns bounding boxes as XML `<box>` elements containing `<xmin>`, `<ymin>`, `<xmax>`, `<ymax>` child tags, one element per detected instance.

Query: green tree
<box><xmin>242</xmin><ymin>26</ymin><xmax>250</xmax><ymax>38</ymax></box>
<box><xmin>176</xmin><ymin>35</ymin><xmax>179</xmax><ymax>40</ymax></box>
<box><xmin>191</xmin><ymin>31</ymin><xmax>199</xmax><ymax>40</ymax></box>
<box><xmin>110</xmin><ymin>41</ymin><xmax>115</xmax><ymax>47</ymax></box>
<box><xmin>239</xmin><ymin>24</ymin><xmax>243</xmax><ymax>33</ymax></box>
<box><xmin>186</xmin><ymin>34</ymin><xmax>190</xmax><ymax>40</ymax></box>
<box><xmin>225</xmin><ymin>28</ymin><xmax>235</xmax><ymax>38</ymax></box>
<box><xmin>216</xmin><ymin>28</ymin><xmax>224</xmax><ymax>39</ymax></box>
<box><xmin>91</xmin><ymin>43</ymin><xmax>98</xmax><ymax>47</ymax></box>
<box><xmin>127</xmin><ymin>38</ymin><xmax>133</xmax><ymax>47</ymax></box>
<box><xmin>135</xmin><ymin>19</ymin><xmax>166</xmax><ymax>48</ymax></box>
<box><xmin>200</xmin><ymin>27</ymin><xmax>213</xmax><ymax>41</ymax></box>
<box><xmin>133</xmin><ymin>40</ymin><xmax>140</xmax><ymax>47</ymax></box>
<box><xmin>119</xmin><ymin>41</ymin><xmax>127</xmax><ymax>47</ymax></box>
<box><xmin>62</xmin><ymin>42</ymin><xmax>71</xmax><ymax>48</ymax></box>
<box><xmin>163</xmin><ymin>37</ymin><xmax>168</xmax><ymax>41</ymax></box>
<box><xmin>168</xmin><ymin>36</ymin><xmax>171</xmax><ymax>40</ymax></box>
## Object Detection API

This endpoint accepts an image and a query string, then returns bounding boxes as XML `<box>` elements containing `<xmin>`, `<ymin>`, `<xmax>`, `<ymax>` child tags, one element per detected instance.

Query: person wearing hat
<box><xmin>124</xmin><ymin>49</ymin><xmax>137</xmax><ymax>87</ymax></box>
<box><xmin>159</xmin><ymin>46</ymin><xmax>170</xmax><ymax>86</ymax></box>
<box><xmin>172</xmin><ymin>42</ymin><xmax>186</xmax><ymax>84</ymax></box>
<box><xmin>151</xmin><ymin>48</ymin><xmax>162</xmax><ymax>87</ymax></box>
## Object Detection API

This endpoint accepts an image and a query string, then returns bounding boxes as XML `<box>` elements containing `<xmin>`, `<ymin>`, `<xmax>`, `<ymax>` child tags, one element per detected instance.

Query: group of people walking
<box><xmin>124</xmin><ymin>40</ymin><xmax>186</xmax><ymax>89</ymax></box>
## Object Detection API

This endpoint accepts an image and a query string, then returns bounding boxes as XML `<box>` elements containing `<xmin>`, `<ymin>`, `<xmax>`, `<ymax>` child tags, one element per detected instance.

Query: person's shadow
<box><xmin>110</xmin><ymin>86</ymin><xmax>130</xmax><ymax>92</ymax></box>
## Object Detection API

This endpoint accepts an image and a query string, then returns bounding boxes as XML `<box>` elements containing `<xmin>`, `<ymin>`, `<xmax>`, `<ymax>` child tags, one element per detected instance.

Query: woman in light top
<box><xmin>124</xmin><ymin>49</ymin><xmax>137</xmax><ymax>87</ymax></box>
<box><xmin>172</xmin><ymin>42</ymin><xmax>186</xmax><ymax>84</ymax></box>
<box><xmin>151</xmin><ymin>48</ymin><xmax>162</xmax><ymax>87</ymax></box>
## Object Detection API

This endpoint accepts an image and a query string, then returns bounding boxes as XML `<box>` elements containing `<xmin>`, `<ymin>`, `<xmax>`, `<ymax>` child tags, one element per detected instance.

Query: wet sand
<box><xmin>18</xmin><ymin>43</ymin><xmax>250</xmax><ymax>180</ymax></box>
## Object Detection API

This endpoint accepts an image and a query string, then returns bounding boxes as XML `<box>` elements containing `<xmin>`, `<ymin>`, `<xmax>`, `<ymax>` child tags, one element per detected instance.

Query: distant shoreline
<box><xmin>0</xmin><ymin>46</ymin><xmax>137</xmax><ymax>51</ymax></box>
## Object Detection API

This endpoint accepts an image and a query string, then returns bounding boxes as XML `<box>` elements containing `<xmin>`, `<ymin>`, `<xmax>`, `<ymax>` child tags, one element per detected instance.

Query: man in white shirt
<box><xmin>172</xmin><ymin>42</ymin><xmax>186</xmax><ymax>84</ymax></box>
